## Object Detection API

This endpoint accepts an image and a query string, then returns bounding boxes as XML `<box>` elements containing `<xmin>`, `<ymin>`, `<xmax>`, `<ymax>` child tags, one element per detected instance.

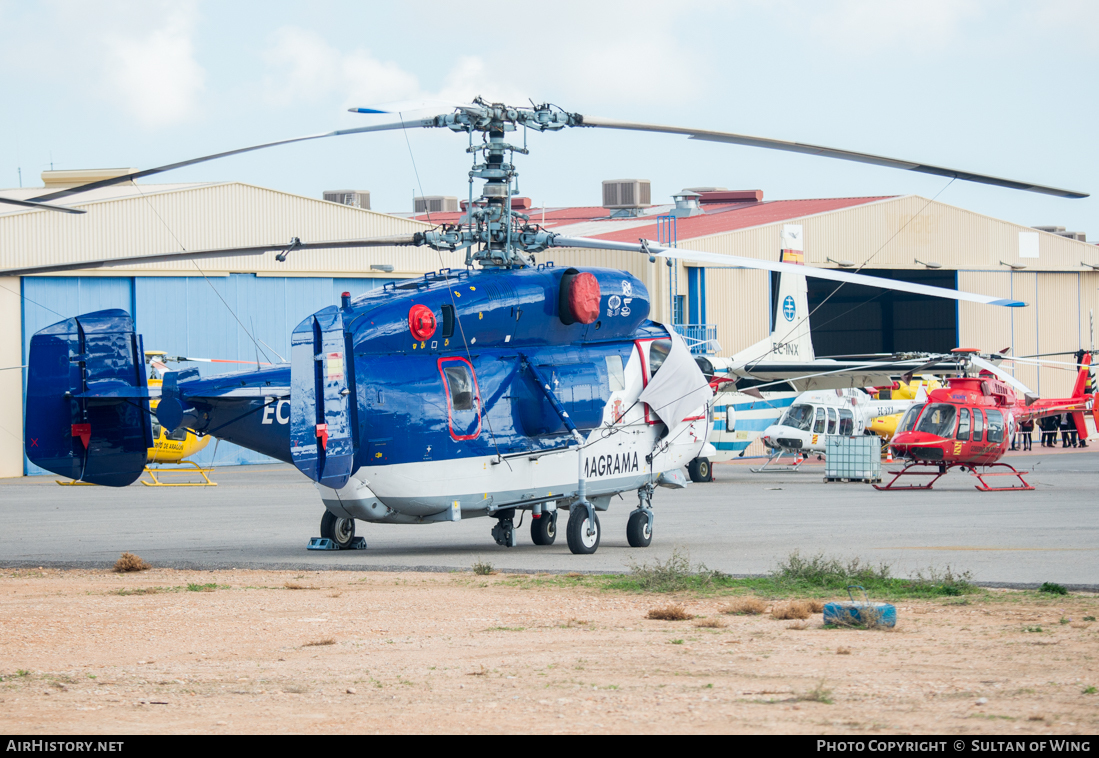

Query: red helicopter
<box><xmin>874</xmin><ymin>348</ymin><xmax>1096</xmax><ymax>491</ymax></box>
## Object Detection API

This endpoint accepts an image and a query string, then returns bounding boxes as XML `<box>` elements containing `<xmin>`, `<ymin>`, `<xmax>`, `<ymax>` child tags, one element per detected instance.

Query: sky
<box><xmin>1</xmin><ymin>0</ymin><xmax>1096</xmax><ymax>235</ymax></box>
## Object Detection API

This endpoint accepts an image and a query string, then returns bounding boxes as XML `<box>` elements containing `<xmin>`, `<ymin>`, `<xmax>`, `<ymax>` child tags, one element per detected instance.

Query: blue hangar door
<box><xmin>801</xmin><ymin>269</ymin><xmax>958</xmax><ymax>356</ymax></box>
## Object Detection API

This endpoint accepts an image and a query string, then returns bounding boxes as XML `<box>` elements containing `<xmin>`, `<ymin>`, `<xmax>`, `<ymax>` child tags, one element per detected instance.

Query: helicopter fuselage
<box><xmin>156</xmin><ymin>264</ymin><xmax>710</xmax><ymax>526</ymax></box>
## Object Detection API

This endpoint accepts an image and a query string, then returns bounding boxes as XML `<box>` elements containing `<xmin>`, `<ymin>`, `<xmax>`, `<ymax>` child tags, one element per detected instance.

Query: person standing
<box><xmin>1060</xmin><ymin>413</ymin><xmax>1074</xmax><ymax>448</ymax></box>
<box><xmin>1019</xmin><ymin>417</ymin><xmax>1034</xmax><ymax>451</ymax></box>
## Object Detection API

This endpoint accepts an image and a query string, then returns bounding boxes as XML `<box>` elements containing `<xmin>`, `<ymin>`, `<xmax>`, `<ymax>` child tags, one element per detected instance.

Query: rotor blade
<box><xmin>578</xmin><ymin>116</ymin><xmax>1088</xmax><ymax>199</ymax></box>
<box><xmin>550</xmin><ymin>236</ymin><xmax>1028</xmax><ymax>308</ymax></box>
<box><xmin>171</xmin><ymin>356</ymin><xmax>273</xmax><ymax>366</ymax></box>
<box><xmin>901</xmin><ymin>359</ymin><xmax>942</xmax><ymax>385</ymax></box>
<box><xmin>0</xmin><ymin>235</ymin><xmax>420</xmax><ymax>277</ymax></box>
<box><xmin>27</xmin><ymin>116</ymin><xmax>446</xmax><ymax>204</ymax></box>
<box><xmin>971</xmin><ymin>355</ymin><xmax>1034</xmax><ymax>396</ymax></box>
<box><xmin>0</xmin><ymin>196</ymin><xmax>86</xmax><ymax>214</ymax></box>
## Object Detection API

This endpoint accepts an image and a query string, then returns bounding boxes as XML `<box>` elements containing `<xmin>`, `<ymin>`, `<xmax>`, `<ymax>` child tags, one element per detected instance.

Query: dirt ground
<box><xmin>1</xmin><ymin>568</ymin><xmax>1097</xmax><ymax>735</ymax></box>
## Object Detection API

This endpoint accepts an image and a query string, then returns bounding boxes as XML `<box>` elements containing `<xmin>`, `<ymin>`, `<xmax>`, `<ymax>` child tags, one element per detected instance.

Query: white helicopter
<box><xmin>686</xmin><ymin>225</ymin><xmax>956</xmax><ymax>480</ymax></box>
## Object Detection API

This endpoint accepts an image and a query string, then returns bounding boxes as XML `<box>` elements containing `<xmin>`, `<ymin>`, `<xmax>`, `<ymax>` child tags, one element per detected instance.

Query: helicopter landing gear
<box><xmin>491</xmin><ymin>508</ymin><xmax>518</xmax><ymax>548</ymax></box>
<box><xmin>627</xmin><ymin>484</ymin><xmax>654</xmax><ymax>548</ymax></box>
<box><xmin>687</xmin><ymin>457</ymin><xmax>711</xmax><ymax>482</ymax></box>
<box><xmin>530</xmin><ymin>510</ymin><xmax>557</xmax><ymax>546</ymax></box>
<box><xmin>566</xmin><ymin>504</ymin><xmax>600</xmax><ymax>555</ymax></box>
<box><xmin>320</xmin><ymin>510</ymin><xmax>357</xmax><ymax>550</ymax></box>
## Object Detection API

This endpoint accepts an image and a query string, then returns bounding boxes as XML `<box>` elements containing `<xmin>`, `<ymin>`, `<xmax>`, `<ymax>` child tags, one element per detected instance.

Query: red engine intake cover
<box><xmin>409</xmin><ymin>304</ymin><xmax>437</xmax><ymax>340</ymax></box>
<box><xmin>568</xmin><ymin>272</ymin><xmax>601</xmax><ymax>325</ymax></box>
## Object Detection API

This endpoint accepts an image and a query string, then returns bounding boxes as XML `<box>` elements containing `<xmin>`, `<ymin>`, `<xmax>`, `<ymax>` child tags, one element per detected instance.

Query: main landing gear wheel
<box><xmin>531</xmin><ymin>511</ymin><xmax>557</xmax><ymax>545</ymax></box>
<box><xmin>566</xmin><ymin>507</ymin><xmax>600</xmax><ymax>555</ymax></box>
<box><xmin>626</xmin><ymin>510</ymin><xmax>652</xmax><ymax>548</ymax></box>
<box><xmin>320</xmin><ymin>510</ymin><xmax>356</xmax><ymax>550</ymax></box>
<box><xmin>688</xmin><ymin>457</ymin><xmax>711</xmax><ymax>483</ymax></box>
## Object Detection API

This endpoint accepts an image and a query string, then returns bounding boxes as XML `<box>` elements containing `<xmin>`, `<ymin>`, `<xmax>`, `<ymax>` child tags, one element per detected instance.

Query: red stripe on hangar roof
<box><xmin>587</xmin><ymin>197</ymin><xmax>894</xmax><ymax>243</ymax></box>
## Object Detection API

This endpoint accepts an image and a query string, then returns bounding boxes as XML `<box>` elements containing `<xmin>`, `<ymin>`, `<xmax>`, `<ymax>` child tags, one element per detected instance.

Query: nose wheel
<box><xmin>566</xmin><ymin>505</ymin><xmax>600</xmax><ymax>555</ymax></box>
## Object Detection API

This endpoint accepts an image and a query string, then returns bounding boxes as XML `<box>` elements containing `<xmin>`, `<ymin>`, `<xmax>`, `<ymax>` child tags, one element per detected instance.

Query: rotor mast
<box><xmin>413</xmin><ymin>98</ymin><xmax>582</xmax><ymax>268</ymax></box>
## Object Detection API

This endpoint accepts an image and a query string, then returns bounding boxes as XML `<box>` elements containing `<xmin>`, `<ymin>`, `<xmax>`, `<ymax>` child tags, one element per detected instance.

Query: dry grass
<box><xmin>466</xmin><ymin>665</ymin><xmax>487</xmax><ymax>677</ymax></box>
<box><xmin>284</xmin><ymin>582</ymin><xmax>313</xmax><ymax>590</ymax></box>
<box><xmin>112</xmin><ymin>553</ymin><xmax>150</xmax><ymax>573</ymax></box>
<box><xmin>722</xmin><ymin>596</ymin><xmax>767</xmax><ymax>616</ymax></box>
<box><xmin>787</xmin><ymin>621</ymin><xmax>810</xmax><ymax>630</ymax></box>
<box><xmin>771</xmin><ymin>601</ymin><xmax>812</xmax><ymax>620</ymax></box>
<box><xmin>807</xmin><ymin>600</ymin><xmax>826</xmax><ymax>614</ymax></box>
<box><xmin>836</xmin><ymin>646</ymin><xmax>852</xmax><ymax>655</ymax></box>
<box><xmin>646</xmin><ymin>604</ymin><xmax>691</xmax><ymax>621</ymax></box>
<box><xmin>694</xmin><ymin>617</ymin><xmax>727</xmax><ymax>629</ymax></box>
<box><xmin>302</xmin><ymin>638</ymin><xmax>336</xmax><ymax>647</ymax></box>
<box><xmin>327</xmin><ymin>591</ymin><xmax>342</xmax><ymax>598</ymax></box>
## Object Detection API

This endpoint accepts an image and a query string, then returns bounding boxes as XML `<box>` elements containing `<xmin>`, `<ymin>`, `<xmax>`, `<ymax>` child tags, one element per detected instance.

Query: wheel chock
<box><xmin>307</xmin><ymin>537</ymin><xmax>368</xmax><ymax>551</ymax></box>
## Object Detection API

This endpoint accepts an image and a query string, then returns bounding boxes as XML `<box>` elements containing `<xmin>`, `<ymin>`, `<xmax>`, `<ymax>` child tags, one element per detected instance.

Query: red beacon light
<box><xmin>409</xmin><ymin>304</ymin><xmax>437</xmax><ymax>340</ymax></box>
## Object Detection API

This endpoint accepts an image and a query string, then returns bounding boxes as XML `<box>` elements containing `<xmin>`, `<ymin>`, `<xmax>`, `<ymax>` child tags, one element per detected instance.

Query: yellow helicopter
<box><xmin>144</xmin><ymin>352</ymin><xmax>214</xmax><ymax>483</ymax></box>
<box><xmin>867</xmin><ymin>377</ymin><xmax>943</xmax><ymax>441</ymax></box>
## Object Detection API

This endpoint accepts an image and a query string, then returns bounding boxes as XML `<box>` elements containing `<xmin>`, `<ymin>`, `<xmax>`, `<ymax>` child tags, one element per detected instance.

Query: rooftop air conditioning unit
<box><xmin>414</xmin><ymin>196</ymin><xmax>459</xmax><ymax>214</ymax></box>
<box><xmin>602</xmin><ymin>179</ymin><xmax>651</xmax><ymax>210</ymax></box>
<box><xmin>323</xmin><ymin>190</ymin><xmax>371</xmax><ymax>210</ymax></box>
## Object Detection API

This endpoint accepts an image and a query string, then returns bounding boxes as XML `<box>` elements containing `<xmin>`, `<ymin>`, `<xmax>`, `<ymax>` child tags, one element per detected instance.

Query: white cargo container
<box><xmin>824</xmin><ymin>435</ymin><xmax>882</xmax><ymax>483</ymax></box>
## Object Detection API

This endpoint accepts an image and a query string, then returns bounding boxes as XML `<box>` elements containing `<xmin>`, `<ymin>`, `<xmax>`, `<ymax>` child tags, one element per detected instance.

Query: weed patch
<box><xmin>722</xmin><ymin>596</ymin><xmax>767</xmax><ymax>615</ymax></box>
<box><xmin>693</xmin><ymin>618</ymin><xmax>727</xmax><ymax>629</ymax></box>
<box><xmin>771</xmin><ymin>601</ymin><xmax>811</xmax><ymax>620</ymax></box>
<box><xmin>800</xmin><ymin>680</ymin><xmax>834</xmax><ymax>704</ymax></box>
<box><xmin>1039</xmin><ymin>582</ymin><xmax>1068</xmax><ymax>595</ymax></box>
<box><xmin>283</xmin><ymin>582</ymin><xmax>313</xmax><ymax>590</ymax></box>
<box><xmin>113</xmin><ymin>553</ymin><xmax>150</xmax><ymax>573</ymax></box>
<box><xmin>303</xmin><ymin>638</ymin><xmax>336</xmax><ymax>647</ymax></box>
<box><xmin>472</xmin><ymin>560</ymin><xmax>495</xmax><ymax>576</ymax></box>
<box><xmin>647</xmin><ymin>604</ymin><xmax>690</xmax><ymax>621</ymax></box>
<box><xmin>621</xmin><ymin>548</ymin><xmax>724</xmax><ymax>593</ymax></box>
<box><xmin>187</xmin><ymin>583</ymin><xmax>218</xmax><ymax>593</ymax></box>
<box><xmin>115</xmin><ymin>587</ymin><xmax>160</xmax><ymax>596</ymax></box>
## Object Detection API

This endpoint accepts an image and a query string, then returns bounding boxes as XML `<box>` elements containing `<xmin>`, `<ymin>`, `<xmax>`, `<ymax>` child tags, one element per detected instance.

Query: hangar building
<box><xmin>1</xmin><ymin>172</ymin><xmax>1095</xmax><ymax>477</ymax></box>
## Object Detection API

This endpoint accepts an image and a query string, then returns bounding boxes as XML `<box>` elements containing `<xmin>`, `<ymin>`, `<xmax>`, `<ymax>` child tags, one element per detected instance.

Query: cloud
<box><xmin>263</xmin><ymin>27</ymin><xmax>420</xmax><ymax>108</ymax></box>
<box><xmin>103</xmin><ymin>4</ymin><xmax>206</xmax><ymax>128</ymax></box>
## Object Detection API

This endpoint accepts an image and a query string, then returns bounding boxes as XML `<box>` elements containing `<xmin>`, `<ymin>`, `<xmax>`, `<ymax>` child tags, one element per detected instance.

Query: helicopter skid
<box><xmin>969</xmin><ymin>463</ymin><xmax>1034</xmax><ymax>492</ymax></box>
<box><xmin>872</xmin><ymin>462</ymin><xmax>948</xmax><ymax>491</ymax></box>
<box><xmin>873</xmin><ymin>461</ymin><xmax>1034</xmax><ymax>491</ymax></box>
<box><xmin>750</xmin><ymin>449</ymin><xmax>807</xmax><ymax>473</ymax></box>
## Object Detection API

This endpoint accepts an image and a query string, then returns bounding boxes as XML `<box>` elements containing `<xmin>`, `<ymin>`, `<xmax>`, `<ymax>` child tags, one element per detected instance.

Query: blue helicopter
<box><xmin>15</xmin><ymin>98</ymin><xmax>1084</xmax><ymax>555</ymax></box>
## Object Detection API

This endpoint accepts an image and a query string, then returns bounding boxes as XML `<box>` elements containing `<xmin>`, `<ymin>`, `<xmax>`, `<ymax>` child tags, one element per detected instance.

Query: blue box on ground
<box><xmin>823</xmin><ymin>585</ymin><xmax>896</xmax><ymax>627</ymax></box>
<box><xmin>823</xmin><ymin>601</ymin><xmax>897</xmax><ymax>627</ymax></box>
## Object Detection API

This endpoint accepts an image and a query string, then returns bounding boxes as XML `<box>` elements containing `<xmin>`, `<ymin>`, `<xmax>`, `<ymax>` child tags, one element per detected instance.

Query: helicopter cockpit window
<box><xmin>972</xmin><ymin>409</ymin><xmax>984</xmax><ymax>442</ymax></box>
<box><xmin>167</xmin><ymin>426</ymin><xmax>189</xmax><ymax>442</ymax></box>
<box><xmin>151</xmin><ymin>421</ymin><xmax>163</xmax><ymax>440</ymax></box>
<box><xmin>898</xmin><ymin>403</ymin><xmax>925</xmax><ymax>435</ymax></box>
<box><xmin>956</xmin><ymin>408</ymin><xmax>971</xmax><ymax>441</ymax></box>
<box><xmin>838</xmin><ymin>408</ymin><xmax>855</xmax><ymax>436</ymax></box>
<box><xmin>916</xmin><ymin>403</ymin><xmax>957</xmax><ymax>437</ymax></box>
<box><xmin>443</xmin><ymin>365</ymin><xmax>474</xmax><ymax>410</ymax></box>
<box><xmin>780</xmin><ymin>404</ymin><xmax>814</xmax><ymax>432</ymax></box>
<box><xmin>812</xmin><ymin>407</ymin><xmax>827</xmax><ymax>434</ymax></box>
<box><xmin>985</xmin><ymin>409</ymin><xmax>1005</xmax><ymax>443</ymax></box>
<box><xmin>826</xmin><ymin>407</ymin><xmax>837</xmax><ymax>434</ymax></box>
<box><xmin>605</xmin><ymin>355</ymin><xmax>625</xmax><ymax>392</ymax></box>
<box><xmin>647</xmin><ymin>339</ymin><xmax>672</xmax><ymax>379</ymax></box>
